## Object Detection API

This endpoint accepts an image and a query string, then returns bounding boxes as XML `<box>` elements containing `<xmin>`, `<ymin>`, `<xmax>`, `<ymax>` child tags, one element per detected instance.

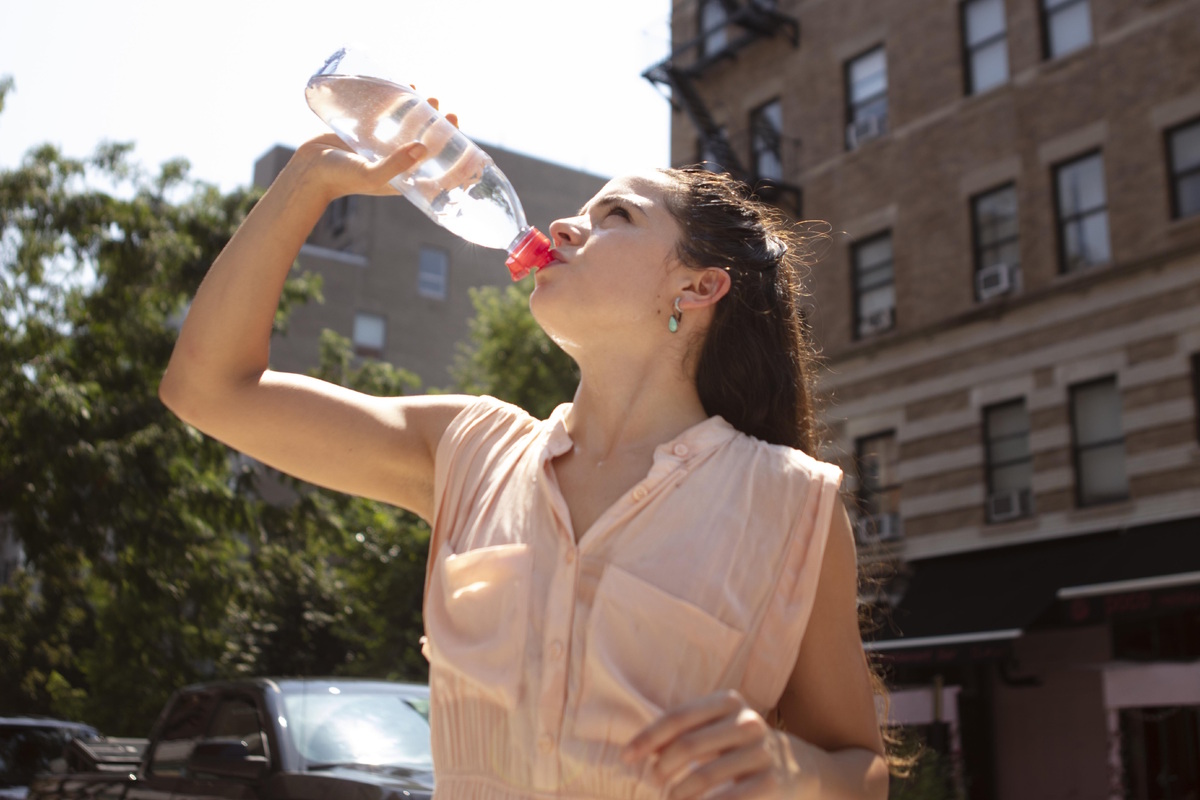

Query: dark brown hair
<box><xmin>660</xmin><ymin>166</ymin><xmax>912</xmax><ymax>777</ymax></box>
<box><xmin>658</xmin><ymin>166</ymin><xmax>824</xmax><ymax>454</ymax></box>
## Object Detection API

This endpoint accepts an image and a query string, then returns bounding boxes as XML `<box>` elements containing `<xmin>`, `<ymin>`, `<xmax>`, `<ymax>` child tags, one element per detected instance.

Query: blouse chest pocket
<box><xmin>573</xmin><ymin>565</ymin><xmax>745</xmax><ymax>744</ymax></box>
<box><xmin>424</xmin><ymin>541</ymin><xmax>532</xmax><ymax>709</ymax></box>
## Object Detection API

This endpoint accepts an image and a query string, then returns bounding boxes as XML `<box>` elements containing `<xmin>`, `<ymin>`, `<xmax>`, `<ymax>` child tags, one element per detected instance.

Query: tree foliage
<box><xmin>0</xmin><ymin>132</ymin><xmax>267</xmax><ymax>732</ymax></box>
<box><xmin>0</xmin><ymin>110</ymin><xmax>429</xmax><ymax>734</ymax></box>
<box><xmin>0</xmin><ymin>79</ymin><xmax>579</xmax><ymax>735</ymax></box>
<box><xmin>453</xmin><ymin>281</ymin><xmax>578</xmax><ymax>418</ymax></box>
<box><xmin>230</xmin><ymin>330</ymin><xmax>431</xmax><ymax>683</ymax></box>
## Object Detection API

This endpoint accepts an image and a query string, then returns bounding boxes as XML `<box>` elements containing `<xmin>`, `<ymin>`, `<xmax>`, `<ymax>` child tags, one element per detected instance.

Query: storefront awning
<box><xmin>869</xmin><ymin>515</ymin><xmax>1200</xmax><ymax>661</ymax></box>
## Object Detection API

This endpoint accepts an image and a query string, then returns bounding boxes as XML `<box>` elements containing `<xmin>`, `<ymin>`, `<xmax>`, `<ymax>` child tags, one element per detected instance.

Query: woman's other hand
<box><xmin>621</xmin><ymin>690</ymin><xmax>818</xmax><ymax>800</ymax></box>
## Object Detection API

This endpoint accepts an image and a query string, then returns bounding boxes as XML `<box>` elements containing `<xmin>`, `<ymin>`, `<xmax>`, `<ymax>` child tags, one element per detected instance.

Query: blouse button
<box><xmin>673</xmin><ymin>443</ymin><xmax>689</xmax><ymax>457</ymax></box>
<box><xmin>550</xmin><ymin>640</ymin><xmax>564</xmax><ymax>660</ymax></box>
<box><xmin>632</xmin><ymin>485</ymin><xmax>648</xmax><ymax>501</ymax></box>
<box><xmin>538</xmin><ymin>734</ymin><xmax>554</xmax><ymax>754</ymax></box>
<box><xmin>564</xmin><ymin>549</ymin><xmax>576</xmax><ymax>565</ymax></box>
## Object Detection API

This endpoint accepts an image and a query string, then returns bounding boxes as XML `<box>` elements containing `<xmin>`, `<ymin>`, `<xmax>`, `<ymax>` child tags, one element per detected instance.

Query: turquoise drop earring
<box><xmin>669</xmin><ymin>297</ymin><xmax>682</xmax><ymax>333</ymax></box>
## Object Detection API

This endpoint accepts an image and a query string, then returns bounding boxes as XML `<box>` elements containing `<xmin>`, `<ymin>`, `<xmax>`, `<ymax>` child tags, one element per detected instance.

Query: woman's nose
<box><xmin>548</xmin><ymin>216</ymin><xmax>584</xmax><ymax>248</ymax></box>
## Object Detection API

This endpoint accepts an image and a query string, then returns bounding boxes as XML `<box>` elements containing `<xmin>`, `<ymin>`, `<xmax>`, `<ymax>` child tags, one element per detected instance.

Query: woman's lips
<box><xmin>536</xmin><ymin>253</ymin><xmax>565</xmax><ymax>274</ymax></box>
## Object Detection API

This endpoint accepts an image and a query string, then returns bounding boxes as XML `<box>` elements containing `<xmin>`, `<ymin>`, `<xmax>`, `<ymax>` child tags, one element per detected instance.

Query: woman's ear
<box><xmin>678</xmin><ymin>267</ymin><xmax>732</xmax><ymax>311</ymax></box>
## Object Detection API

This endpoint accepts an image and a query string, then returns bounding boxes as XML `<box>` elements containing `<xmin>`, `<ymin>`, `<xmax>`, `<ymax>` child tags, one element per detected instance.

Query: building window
<box><xmin>853</xmin><ymin>232</ymin><xmax>895</xmax><ymax>338</ymax></box>
<box><xmin>417</xmin><ymin>246</ymin><xmax>449</xmax><ymax>301</ymax></box>
<box><xmin>352</xmin><ymin>312</ymin><xmax>386</xmax><ymax>358</ymax></box>
<box><xmin>962</xmin><ymin>0</ymin><xmax>1009</xmax><ymax>94</ymax></box>
<box><xmin>845</xmin><ymin>46</ymin><xmax>888</xmax><ymax>150</ymax></box>
<box><xmin>1042</xmin><ymin>0</ymin><xmax>1092</xmax><ymax>59</ymax></box>
<box><xmin>697</xmin><ymin>126</ymin><xmax>730</xmax><ymax>173</ymax></box>
<box><xmin>750</xmin><ymin>99</ymin><xmax>784</xmax><ymax>181</ymax></box>
<box><xmin>984</xmin><ymin>400</ymin><xmax>1034</xmax><ymax>522</ymax></box>
<box><xmin>855</xmin><ymin>432</ymin><xmax>902</xmax><ymax>543</ymax></box>
<box><xmin>1070</xmin><ymin>376</ymin><xmax>1129</xmax><ymax>507</ymax></box>
<box><xmin>1054</xmin><ymin>151</ymin><xmax>1110</xmax><ymax>273</ymax></box>
<box><xmin>699</xmin><ymin>0</ymin><xmax>729</xmax><ymax>57</ymax></box>
<box><xmin>1167</xmin><ymin>117</ymin><xmax>1200</xmax><ymax>220</ymax></box>
<box><xmin>971</xmin><ymin>184</ymin><xmax>1021</xmax><ymax>301</ymax></box>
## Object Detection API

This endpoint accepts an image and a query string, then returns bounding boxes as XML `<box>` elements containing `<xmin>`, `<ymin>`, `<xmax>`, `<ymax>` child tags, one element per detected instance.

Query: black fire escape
<box><xmin>642</xmin><ymin>0</ymin><xmax>802</xmax><ymax>213</ymax></box>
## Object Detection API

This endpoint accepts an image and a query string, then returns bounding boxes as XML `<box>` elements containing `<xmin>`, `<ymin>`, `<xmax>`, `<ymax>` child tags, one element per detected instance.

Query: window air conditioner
<box><xmin>987</xmin><ymin>488</ymin><xmax>1033</xmax><ymax>523</ymax></box>
<box><xmin>846</xmin><ymin>115</ymin><xmax>885</xmax><ymax>149</ymax></box>
<box><xmin>976</xmin><ymin>262</ymin><xmax>1018</xmax><ymax>301</ymax></box>
<box><xmin>859</xmin><ymin>307</ymin><xmax>894</xmax><ymax>336</ymax></box>
<box><xmin>854</xmin><ymin>512</ymin><xmax>903</xmax><ymax>545</ymax></box>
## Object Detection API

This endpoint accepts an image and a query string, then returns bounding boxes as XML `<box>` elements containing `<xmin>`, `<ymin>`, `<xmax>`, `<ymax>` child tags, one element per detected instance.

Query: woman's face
<box><xmin>529</xmin><ymin>171</ymin><xmax>686</xmax><ymax>353</ymax></box>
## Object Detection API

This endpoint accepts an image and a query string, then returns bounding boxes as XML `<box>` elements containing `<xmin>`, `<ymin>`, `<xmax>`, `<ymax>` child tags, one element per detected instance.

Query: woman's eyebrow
<box><xmin>577</xmin><ymin>194</ymin><xmax>648</xmax><ymax>217</ymax></box>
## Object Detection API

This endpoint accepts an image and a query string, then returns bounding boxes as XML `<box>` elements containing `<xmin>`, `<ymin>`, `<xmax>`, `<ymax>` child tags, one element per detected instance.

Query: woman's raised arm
<box><xmin>158</xmin><ymin>136</ymin><xmax>471</xmax><ymax>521</ymax></box>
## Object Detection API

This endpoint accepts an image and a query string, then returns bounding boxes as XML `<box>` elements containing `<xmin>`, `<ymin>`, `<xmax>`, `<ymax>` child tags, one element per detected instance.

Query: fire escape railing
<box><xmin>643</xmin><ymin>0</ymin><xmax>801</xmax><ymax>212</ymax></box>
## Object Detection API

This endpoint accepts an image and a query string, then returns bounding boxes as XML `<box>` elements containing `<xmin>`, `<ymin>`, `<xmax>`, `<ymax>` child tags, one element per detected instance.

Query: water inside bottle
<box><xmin>306</xmin><ymin>74</ymin><xmax>527</xmax><ymax>250</ymax></box>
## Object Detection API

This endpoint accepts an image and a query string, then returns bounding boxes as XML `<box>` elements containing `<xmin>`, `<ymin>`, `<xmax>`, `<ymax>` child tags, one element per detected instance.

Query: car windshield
<box><xmin>0</xmin><ymin>725</ymin><xmax>84</xmax><ymax>787</ymax></box>
<box><xmin>280</xmin><ymin>687</ymin><xmax>432</xmax><ymax>770</ymax></box>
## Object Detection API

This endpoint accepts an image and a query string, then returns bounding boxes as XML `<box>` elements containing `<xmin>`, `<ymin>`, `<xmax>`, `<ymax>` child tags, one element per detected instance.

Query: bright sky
<box><xmin>0</xmin><ymin>0</ymin><xmax>674</xmax><ymax>193</ymax></box>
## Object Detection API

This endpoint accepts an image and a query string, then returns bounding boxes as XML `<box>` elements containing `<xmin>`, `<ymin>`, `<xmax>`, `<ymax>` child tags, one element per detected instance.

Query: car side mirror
<box><xmin>187</xmin><ymin>739</ymin><xmax>268</xmax><ymax>781</ymax></box>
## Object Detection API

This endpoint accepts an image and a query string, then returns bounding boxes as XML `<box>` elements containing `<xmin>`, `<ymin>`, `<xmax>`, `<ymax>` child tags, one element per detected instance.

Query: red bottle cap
<box><xmin>505</xmin><ymin>227</ymin><xmax>553</xmax><ymax>281</ymax></box>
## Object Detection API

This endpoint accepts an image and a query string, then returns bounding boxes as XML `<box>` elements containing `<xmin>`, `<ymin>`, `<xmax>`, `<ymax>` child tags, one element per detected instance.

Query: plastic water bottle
<box><xmin>305</xmin><ymin>47</ymin><xmax>553</xmax><ymax>280</ymax></box>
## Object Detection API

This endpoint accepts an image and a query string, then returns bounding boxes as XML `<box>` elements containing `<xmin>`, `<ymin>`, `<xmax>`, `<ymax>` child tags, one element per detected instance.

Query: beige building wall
<box><xmin>661</xmin><ymin>0</ymin><xmax>1200</xmax><ymax>559</ymax></box>
<box><xmin>663</xmin><ymin>0</ymin><xmax>1200</xmax><ymax>795</ymax></box>
<box><xmin>255</xmin><ymin>143</ymin><xmax>607</xmax><ymax>389</ymax></box>
<box><xmin>821</xmin><ymin>252</ymin><xmax>1200</xmax><ymax>560</ymax></box>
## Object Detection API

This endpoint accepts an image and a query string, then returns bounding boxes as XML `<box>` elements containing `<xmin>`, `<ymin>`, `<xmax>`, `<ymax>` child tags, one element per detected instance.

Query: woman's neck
<box><xmin>564</xmin><ymin>352</ymin><xmax>709</xmax><ymax>465</ymax></box>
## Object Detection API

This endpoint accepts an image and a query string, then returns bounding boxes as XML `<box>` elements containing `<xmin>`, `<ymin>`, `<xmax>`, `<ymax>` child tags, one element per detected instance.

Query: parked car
<box><xmin>0</xmin><ymin>718</ymin><xmax>100</xmax><ymax>800</ymax></box>
<box><xmin>28</xmin><ymin>678</ymin><xmax>434</xmax><ymax>800</ymax></box>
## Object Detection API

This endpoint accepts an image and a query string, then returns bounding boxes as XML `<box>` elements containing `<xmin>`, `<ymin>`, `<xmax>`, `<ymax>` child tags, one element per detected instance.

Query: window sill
<box><xmin>1038</xmin><ymin>41</ymin><xmax>1097</xmax><ymax>74</ymax></box>
<box><xmin>961</xmin><ymin>79</ymin><xmax>1013</xmax><ymax>107</ymax></box>
<box><xmin>1165</xmin><ymin>212</ymin><xmax>1200</xmax><ymax>233</ymax></box>
<box><xmin>1052</xmin><ymin>259</ymin><xmax>1114</xmax><ymax>287</ymax></box>
<box><xmin>851</xmin><ymin>327</ymin><xmax>898</xmax><ymax>346</ymax></box>
<box><xmin>1068</xmin><ymin>496</ymin><xmax>1135</xmax><ymax>521</ymax></box>
<box><xmin>982</xmin><ymin>512</ymin><xmax>1039</xmax><ymax>534</ymax></box>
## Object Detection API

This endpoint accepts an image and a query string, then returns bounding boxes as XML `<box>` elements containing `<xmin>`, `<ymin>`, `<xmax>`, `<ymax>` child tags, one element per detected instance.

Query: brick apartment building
<box><xmin>252</xmin><ymin>143</ymin><xmax>606</xmax><ymax>388</ymax></box>
<box><xmin>647</xmin><ymin>0</ymin><xmax>1200</xmax><ymax>797</ymax></box>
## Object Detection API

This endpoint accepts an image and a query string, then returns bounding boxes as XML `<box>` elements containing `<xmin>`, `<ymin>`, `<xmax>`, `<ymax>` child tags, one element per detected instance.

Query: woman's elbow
<box><xmin>158</xmin><ymin>366</ymin><xmax>199</xmax><ymax>424</ymax></box>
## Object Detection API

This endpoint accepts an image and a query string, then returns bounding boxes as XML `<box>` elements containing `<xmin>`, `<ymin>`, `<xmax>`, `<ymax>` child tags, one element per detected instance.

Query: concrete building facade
<box><xmin>253</xmin><ymin>143</ymin><xmax>607</xmax><ymax>388</ymax></box>
<box><xmin>651</xmin><ymin>0</ymin><xmax>1200</xmax><ymax>797</ymax></box>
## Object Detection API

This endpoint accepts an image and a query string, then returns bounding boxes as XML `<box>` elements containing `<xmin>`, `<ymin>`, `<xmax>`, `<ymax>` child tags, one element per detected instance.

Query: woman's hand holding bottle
<box><xmin>291</xmin><ymin>98</ymin><xmax>459</xmax><ymax>202</ymax></box>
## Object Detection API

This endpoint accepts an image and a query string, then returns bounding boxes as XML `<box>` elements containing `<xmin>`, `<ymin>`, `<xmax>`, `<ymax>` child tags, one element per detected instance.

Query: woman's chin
<box><xmin>527</xmin><ymin>305</ymin><xmax>579</xmax><ymax>356</ymax></box>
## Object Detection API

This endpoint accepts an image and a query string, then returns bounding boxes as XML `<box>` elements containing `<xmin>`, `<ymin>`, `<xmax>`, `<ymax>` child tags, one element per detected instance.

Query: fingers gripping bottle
<box><xmin>305</xmin><ymin>47</ymin><xmax>553</xmax><ymax>280</ymax></box>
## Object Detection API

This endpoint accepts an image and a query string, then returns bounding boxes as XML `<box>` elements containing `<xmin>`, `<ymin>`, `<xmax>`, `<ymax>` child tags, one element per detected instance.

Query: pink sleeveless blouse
<box><xmin>422</xmin><ymin>396</ymin><xmax>843</xmax><ymax>799</ymax></box>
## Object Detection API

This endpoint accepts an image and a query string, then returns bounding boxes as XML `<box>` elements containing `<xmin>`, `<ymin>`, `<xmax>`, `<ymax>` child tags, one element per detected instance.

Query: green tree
<box><xmin>0</xmin><ymin>131</ymin><xmax>274</xmax><ymax>732</ymax></box>
<box><xmin>226</xmin><ymin>330</ymin><xmax>432</xmax><ymax>683</ymax></box>
<box><xmin>0</xmin><ymin>77</ymin><xmax>578</xmax><ymax>733</ymax></box>
<box><xmin>0</xmin><ymin>127</ymin><xmax>442</xmax><ymax>732</ymax></box>
<box><xmin>452</xmin><ymin>280</ymin><xmax>577</xmax><ymax>418</ymax></box>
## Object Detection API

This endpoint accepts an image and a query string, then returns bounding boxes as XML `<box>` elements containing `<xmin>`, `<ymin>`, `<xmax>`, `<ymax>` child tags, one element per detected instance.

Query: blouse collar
<box><xmin>541</xmin><ymin>403</ymin><xmax>738</xmax><ymax>466</ymax></box>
